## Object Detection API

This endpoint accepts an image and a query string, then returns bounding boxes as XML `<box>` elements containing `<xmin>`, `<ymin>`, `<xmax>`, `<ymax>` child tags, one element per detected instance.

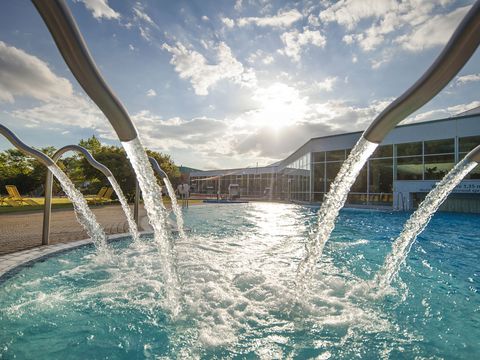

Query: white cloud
<box><xmin>76</xmin><ymin>0</ymin><xmax>120</xmax><ymax>20</ymax></box>
<box><xmin>129</xmin><ymin>2</ymin><xmax>158</xmax><ymax>42</ymax></box>
<box><xmin>247</xmin><ymin>50</ymin><xmax>274</xmax><ymax>65</ymax></box>
<box><xmin>315</xmin><ymin>76</ymin><xmax>338</xmax><ymax>92</ymax></box>
<box><xmin>395</xmin><ymin>5</ymin><xmax>470</xmax><ymax>52</ymax></box>
<box><xmin>405</xmin><ymin>100</ymin><xmax>480</xmax><ymax>123</ymax></box>
<box><xmin>221</xmin><ymin>17</ymin><xmax>235</xmax><ymax>28</ymax></box>
<box><xmin>455</xmin><ymin>73</ymin><xmax>480</xmax><ymax>86</ymax></box>
<box><xmin>132</xmin><ymin>3</ymin><xmax>156</xmax><ymax>26</ymax></box>
<box><xmin>0</xmin><ymin>41</ymin><xmax>73</xmax><ymax>103</ymax></box>
<box><xmin>237</xmin><ymin>9</ymin><xmax>302</xmax><ymax>28</ymax></box>
<box><xmin>320</xmin><ymin>0</ymin><xmax>397</xmax><ymax>30</ymax></box>
<box><xmin>10</xmin><ymin>95</ymin><xmax>107</xmax><ymax>132</ymax></box>
<box><xmin>146</xmin><ymin>89</ymin><xmax>157</xmax><ymax>97</ymax></box>
<box><xmin>323</xmin><ymin>0</ymin><xmax>471</xmax><ymax>59</ymax></box>
<box><xmin>234</xmin><ymin>0</ymin><xmax>243</xmax><ymax>12</ymax></box>
<box><xmin>280</xmin><ymin>29</ymin><xmax>326</xmax><ymax>62</ymax></box>
<box><xmin>162</xmin><ymin>41</ymin><xmax>254</xmax><ymax>96</ymax></box>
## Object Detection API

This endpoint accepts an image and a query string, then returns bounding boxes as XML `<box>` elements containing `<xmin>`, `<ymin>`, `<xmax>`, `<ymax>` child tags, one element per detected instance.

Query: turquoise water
<box><xmin>1</xmin><ymin>203</ymin><xmax>479</xmax><ymax>359</ymax></box>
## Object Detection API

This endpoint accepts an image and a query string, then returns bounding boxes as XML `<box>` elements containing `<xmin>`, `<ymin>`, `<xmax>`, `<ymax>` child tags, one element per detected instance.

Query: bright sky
<box><xmin>0</xmin><ymin>0</ymin><xmax>479</xmax><ymax>169</ymax></box>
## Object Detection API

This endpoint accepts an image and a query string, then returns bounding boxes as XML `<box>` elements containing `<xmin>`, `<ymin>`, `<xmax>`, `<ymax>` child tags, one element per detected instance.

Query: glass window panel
<box><xmin>424</xmin><ymin>138</ymin><xmax>454</xmax><ymax>154</ymax></box>
<box><xmin>396</xmin><ymin>142</ymin><xmax>422</xmax><ymax>156</ymax></box>
<box><xmin>326</xmin><ymin>149</ymin><xmax>345</xmax><ymax>161</ymax></box>
<box><xmin>313</xmin><ymin>152</ymin><xmax>325</xmax><ymax>162</ymax></box>
<box><xmin>371</xmin><ymin>144</ymin><xmax>393</xmax><ymax>158</ymax></box>
<box><xmin>313</xmin><ymin>163</ymin><xmax>325</xmax><ymax>193</ymax></box>
<box><xmin>424</xmin><ymin>154</ymin><xmax>454</xmax><ymax>180</ymax></box>
<box><xmin>396</xmin><ymin>156</ymin><xmax>423</xmax><ymax>180</ymax></box>
<box><xmin>351</xmin><ymin>163</ymin><xmax>367</xmax><ymax>192</ymax></box>
<box><xmin>459</xmin><ymin>136</ymin><xmax>480</xmax><ymax>153</ymax></box>
<box><xmin>326</xmin><ymin>162</ymin><xmax>342</xmax><ymax>191</ymax></box>
<box><xmin>369</xmin><ymin>158</ymin><xmax>393</xmax><ymax>193</ymax></box>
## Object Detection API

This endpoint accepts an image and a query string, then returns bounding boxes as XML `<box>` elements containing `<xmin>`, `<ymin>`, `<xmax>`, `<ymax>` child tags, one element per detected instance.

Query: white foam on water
<box><xmin>2</xmin><ymin>203</ymin><xmax>419</xmax><ymax>357</ymax></box>
<box><xmin>296</xmin><ymin>137</ymin><xmax>378</xmax><ymax>291</ymax></box>
<box><xmin>107</xmin><ymin>176</ymin><xmax>140</xmax><ymax>243</ymax></box>
<box><xmin>48</xmin><ymin>164</ymin><xmax>108</xmax><ymax>253</ymax></box>
<box><xmin>163</xmin><ymin>176</ymin><xmax>186</xmax><ymax>240</ymax></box>
<box><xmin>374</xmin><ymin>157</ymin><xmax>478</xmax><ymax>290</ymax></box>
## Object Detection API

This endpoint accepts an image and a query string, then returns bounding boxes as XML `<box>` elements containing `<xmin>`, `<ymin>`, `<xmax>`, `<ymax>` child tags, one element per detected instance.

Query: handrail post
<box><xmin>134</xmin><ymin>179</ymin><xmax>140</xmax><ymax>226</ymax></box>
<box><xmin>42</xmin><ymin>170</ymin><xmax>54</xmax><ymax>244</ymax></box>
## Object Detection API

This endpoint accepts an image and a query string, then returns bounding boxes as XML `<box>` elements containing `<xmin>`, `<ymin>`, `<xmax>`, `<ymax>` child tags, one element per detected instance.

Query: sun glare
<box><xmin>251</xmin><ymin>82</ymin><xmax>308</xmax><ymax>131</ymax></box>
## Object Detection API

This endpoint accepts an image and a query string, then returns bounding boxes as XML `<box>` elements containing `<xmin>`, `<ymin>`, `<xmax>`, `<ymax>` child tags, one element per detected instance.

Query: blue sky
<box><xmin>0</xmin><ymin>0</ymin><xmax>479</xmax><ymax>169</ymax></box>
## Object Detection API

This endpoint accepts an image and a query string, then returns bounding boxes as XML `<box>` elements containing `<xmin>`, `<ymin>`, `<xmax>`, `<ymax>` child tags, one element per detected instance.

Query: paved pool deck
<box><xmin>0</xmin><ymin>204</ymin><xmax>149</xmax><ymax>256</ymax></box>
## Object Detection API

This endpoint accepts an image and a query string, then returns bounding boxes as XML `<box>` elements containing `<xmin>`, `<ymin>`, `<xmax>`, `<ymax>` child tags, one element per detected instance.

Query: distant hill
<box><xmin>179</xmin><ymin>165</ymin><xmax>202</xmax><ymax>174</ymax></box>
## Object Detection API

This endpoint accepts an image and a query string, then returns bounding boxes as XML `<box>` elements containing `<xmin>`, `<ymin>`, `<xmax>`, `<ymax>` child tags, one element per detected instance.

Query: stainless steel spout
<box><xmin>43</xmin><ymin>145</ymin><xmax>116</xmax><ymax>245</ymax></box>
<box><xmin>148</xmin><ymin>157</ymin><xmax>168</xmax><ymax>179</ymax></box>
<box><xmin>32</xmin><ymin>0</ymin><xmax>138</xmax><ymax>142</ymax></box>
<box><xmin>363</xmin><ymin>1</ymin><xmax>480</xmax><ymax>143</ymax></box>
<box><xmin>0</xmin><ymin>124</ymin><xmax>54</xmax><ymax>167</ymax></box>
<box><xmin>465</xmin><ymin>144</ymin><xmax>480</xmax><ymax>163</ymax></box>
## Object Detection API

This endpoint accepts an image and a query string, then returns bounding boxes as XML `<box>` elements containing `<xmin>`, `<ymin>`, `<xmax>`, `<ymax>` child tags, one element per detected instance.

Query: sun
<box><xmin>251</xmin><ymin>82</ymin><xmax>308</xmax><ymax>131</ymax></box>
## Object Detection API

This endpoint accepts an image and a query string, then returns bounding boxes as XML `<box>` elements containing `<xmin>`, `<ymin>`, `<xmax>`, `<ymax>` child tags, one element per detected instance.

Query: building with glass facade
<box><xmin>190</xmin><ymin>109</ymin><xmax>480</xmax><ymax>212</ymax></box>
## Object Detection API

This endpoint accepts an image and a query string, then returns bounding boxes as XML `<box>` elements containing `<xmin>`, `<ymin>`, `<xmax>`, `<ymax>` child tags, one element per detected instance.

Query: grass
<box><xmin>0</xmin><ymin>197</ymin><xmax>204</xmax><ymax>214</ymax></box>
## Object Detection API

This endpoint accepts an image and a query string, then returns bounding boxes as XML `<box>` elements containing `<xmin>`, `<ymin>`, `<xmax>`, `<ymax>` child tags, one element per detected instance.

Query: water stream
<box><xmin>122</xmin><ymin>137</ymin><xmax>180</xmax><ymax>315</ymax></box>
<box><xmin>296</xmin><ymin>136</ymin><xmax>378</xmax><ymax>291</ymax></box>
<box><xmin>374</xmin><ymin>156</ymin><xmax>479</xmax><ymax>289</ymax></box>
<box><xmin>48</xmin><ymin>165</ymin><xmax>108</xmax><ymax>252</ymax></box>
<box><xmin>163</xmin><ymin>177</ymin><xmax>186</xmax><ymax>240</ymax></box>
<box><xmin>107</xmin><ymin>176</ymin><xmax>140</xmax><ymax>243</ymax></box>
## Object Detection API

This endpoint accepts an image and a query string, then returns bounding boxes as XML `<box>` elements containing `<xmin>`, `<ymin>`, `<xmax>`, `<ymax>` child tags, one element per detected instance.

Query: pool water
<box><xmin>1</xmin><ymin>203</ymin><xmax>479</xmax><ymax>359</ymax></box>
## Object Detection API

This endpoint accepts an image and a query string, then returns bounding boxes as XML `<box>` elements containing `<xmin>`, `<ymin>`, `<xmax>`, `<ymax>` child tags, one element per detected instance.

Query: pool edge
<box><xmin>0</xmin><ymin>231</ymin><xmax>153</xmax><ymax>283</ymax></box>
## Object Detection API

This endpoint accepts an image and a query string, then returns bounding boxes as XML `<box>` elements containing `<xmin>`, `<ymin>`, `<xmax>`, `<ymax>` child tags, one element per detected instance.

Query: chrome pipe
<box><xmin>148</xmin><ymin>157</ymin><xmax>168</xmax><ymax>179</ymax></box>
<box><xmin>43</xmin><ymin>145</ymin><xmax>115</xmax><ymax>245</ymax></box>
<box><xmin>134</xmin><ymin>178</ymin><xmax>140</xmax><ymax>226</ymax></box>
<box><xmin>31</xmin><ymin>0</ymin><xmax>138</xmax><ymax>142</ymax></box>
<box><xmin>0</xmin><ymin>124</ymin><xmax>56</xmax><ymax>246</ymax></box>
<box><xmin>465</xmin><ymin>144</ymin><xmax>480</xmax><ymax>163</ymax></box>
<box><xmin>0</xmin><ymin>124</ymin><xmax>54</xmax><ymax>167</ymax></box>
<box><xmin>363</xmin><ymin>1</ymin><xmax>480</xmax><ymax>143</ymax></box>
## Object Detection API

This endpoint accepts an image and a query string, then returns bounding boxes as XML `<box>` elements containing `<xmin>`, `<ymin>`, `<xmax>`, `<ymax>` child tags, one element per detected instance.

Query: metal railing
<box><xmin>363</xmin><ymin>1</ymin><xmax>480</xmax><ymax>143</ymax></box>
<box><xmin>0</xmin><ymin>124</ymin><xmax>54</xmax><ymax>167</ymax></box>
<box><xmin>42</xmin><ymin>145</ymin><xmax>115</xmax><ymax>245</ymax></box>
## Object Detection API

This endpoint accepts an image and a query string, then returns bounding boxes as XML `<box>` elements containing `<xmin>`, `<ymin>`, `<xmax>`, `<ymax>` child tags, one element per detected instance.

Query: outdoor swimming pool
<box><xmin>1</xmin><ymin>203</ymin><xmax>479</xmax><ymax>359</ymax></box>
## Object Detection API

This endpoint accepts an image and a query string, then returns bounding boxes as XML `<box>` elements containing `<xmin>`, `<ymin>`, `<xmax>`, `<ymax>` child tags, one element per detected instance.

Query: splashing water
<box><xmin>121</xmin><ymin>137</ymin><xmax>180</xmax><ymax>315</ymax></box>
<box><xmin>107</xmin><ymin>176</ymin><xmax>140</xmax><ymax>243</ymax></box>
<box><xmin>374</xmin><ymin>157</ymin><xmax>478</xmax><ymax>290</ymax></box>
<box><xmin>296</xmin><ymin>137</ymin><xmax>378</xmax><ymax>291</ymax></box>
<box><xmin>163</xmin><ymin>177</ymin><xmax>187</xmax><ymax>240</ymax></box>
<box><xmin>48</xmin><ymin>165</ymin><xmax>108</xmax><ymax>252</ymax></box>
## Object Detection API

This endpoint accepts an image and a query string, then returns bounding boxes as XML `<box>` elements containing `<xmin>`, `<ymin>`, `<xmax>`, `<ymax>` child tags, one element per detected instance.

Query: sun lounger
<box><xmin>86</xmin><ymin>187</ymin><xmax>113</xmax><ymax>205</ymax></box>
<box><xmin>5</xmin><ymin>185</ymin><xmax>39</xmax><ymax>206</ymax></box>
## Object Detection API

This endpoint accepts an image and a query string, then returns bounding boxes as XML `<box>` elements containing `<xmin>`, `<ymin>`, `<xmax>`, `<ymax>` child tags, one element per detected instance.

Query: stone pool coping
<box><xmin>0</xmin><ymin>231</ymin><xmax>152</xmax><ymax>282</ymax></box>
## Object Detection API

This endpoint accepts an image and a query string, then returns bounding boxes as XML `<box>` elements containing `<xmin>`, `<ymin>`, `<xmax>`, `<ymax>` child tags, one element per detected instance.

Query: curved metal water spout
<box><xmin>42</xmin><ymin>145</ymin><xmax>114</xmax><ymax>245</ymax></box>
<box><xmin>0</xmin><ymin>124</ymin><xmax>54</xmax><ymax>167</ymax></box>
<box><xmin>148</xmin><ymin>157</ymin><xmax>168</xmax><ymax>179</ymax></box>
<box><xmin>31</xmin><ymin>0</ymin><xmax>137</xmax><ymax>142</ymax></box>
<box><xmin>465</xmin><ymin>144</ymin><xmax>480</xmax><ymax>163</ymax></box>
<box><xmin>1</xmin><ymin>124</ymin><xmax>56</xmax><ymax>244</ymax></box>
<box><xmin>363</xmin><ymin>1</ymin><xmax>480</xmax><ymax>143</ymax></box>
